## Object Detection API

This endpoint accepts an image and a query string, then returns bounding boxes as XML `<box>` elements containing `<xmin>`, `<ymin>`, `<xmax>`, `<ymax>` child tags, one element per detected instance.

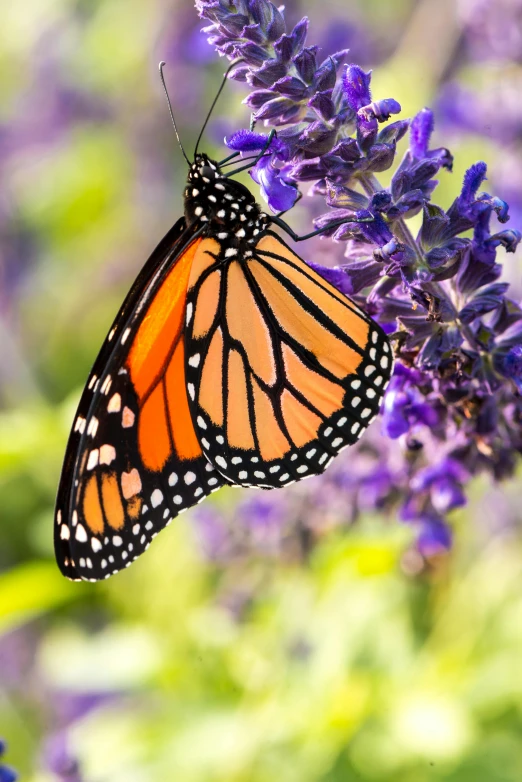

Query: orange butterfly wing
<box><xmin>185</xmin><ymin>231</ymin><xmax>393</xmax><ymax>488</ymax></box>
<box><xmin>54</xmin><ymin>227</ymin><xmax>226</xmax><ymax>581</ymax></box>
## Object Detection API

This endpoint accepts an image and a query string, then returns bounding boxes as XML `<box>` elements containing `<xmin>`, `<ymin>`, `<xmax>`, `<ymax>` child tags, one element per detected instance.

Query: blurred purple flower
<box><xmin>195</xmin><ymin>0</ymin><xmax>522</xmax><ymax>556</ymax></box>
<box><xmin>42</xmin><ymin>734</ymin><xmax>82</xmax><ymax>782</ymax></box>
<box><xmin>0</xmin><ymin>741</ymin><xmax>17</xmax><ymax>782</ymax></box>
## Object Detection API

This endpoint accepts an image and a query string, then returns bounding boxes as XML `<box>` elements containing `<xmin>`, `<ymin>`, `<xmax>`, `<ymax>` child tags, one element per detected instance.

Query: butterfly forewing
<box><xmin>54</xmin><ymin>223</ymin><xmax>226</xmax><ymax>581</ymax></box>
<box><xmin>185</xmin><ymin>230</ymin><xmax>393</xmax><ymax>490</ymax></box>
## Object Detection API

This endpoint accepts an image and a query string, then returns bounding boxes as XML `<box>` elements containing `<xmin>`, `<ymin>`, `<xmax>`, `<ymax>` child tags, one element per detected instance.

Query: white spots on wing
<box><xmin>99</xmin><ymin>444</ymin><xmax>116</xmax><ymax>466</ymax></box>
<box><xmin>361</xmin><ymin>408</ymin><xmax>372</xmax><ymax>419</ymax></box>
<box><xmin>60</xmin><ymin>525</ymin><xmax>70</xmax><ymax>540</ymax></box>
<box><xmin>101</xmin><ymin>375</ymin><xmax>112</xmax><ymax>395</ymax></box>
<box><xmin>351</xmin><ymin>422</ymin><xmax>360</xmax><ymax>434</ymax></box>
<box><xmin>269</xmin><ymin>465</ymin><xmax>280</xmax><ymax>473</ymax></box>
<box><xmin>201</xmin><ymin>438</ymin><xmax>210</xmax><ymax>449</ymax></box>
<box><xmin>367</xmin><ymin>388</ymin><xmax>377</xmax><ymax>399</ymax></box>
<box><xmin>351</xmin><ymin>379</ymin><xmax>361</xmax><ymax>390</ymax></box>
<box><xmin>337</xmin><ymin>417</ymin><xmax>347</xmax><ymax>427</ymax></box>
<box><xmin>380</xmin><ymin>355</ymin><xmax>389</xmax><ymax>369</ymax></box>
<box><xmin>87</xmin><ymin>417</ymin><xmax>99</xmax><ymax>437</ymax></box>
<box><xmin>88</xmin><ymin>375</ymin><xmax>97</xmax><ymax>390</ymax></box>
<box><xmin>186</xmin><ymin>302</ymin><xmax>193</xmax><ymax>325</ymax></box>
<box><xmin>238</xmin><ymin>471</ymin><xmax>248</xmax><ymax>480</ymax></box>
<box><xmin>107</xmin><ymin>393</ymin><xmax>122</xmax><ymax>413</ymax></box>
<box><xmin>369</xmin><ymin>347</ymin><xmax>377</xmax><ymax>361</ymax></box>
<box><xmin>306</xmin><ymin>448</ymin><xmax>317</xmax><ymax>459</ymax></box>
<box><xmin>145</xmin><ymin>521</ymin><xmax>154</xmax><ymax>531</ymax></box>
<box><xmin>372</xmin><ymin>330</ymin><xmax>378</xmax><ymax>344</ymax></box>
<box><xmin>215</xmin><ymin>183</ymin><xmax>225</xmax><ymax>191</ymax></box>
<box><xmin>231</xmin><ymin>456</ymin><xmax>242</xmax><ymax>465</ymax></box>
<box><xmin>332</xmin><ymin>437</ymin><xmax>343</xmax><ymax>448</ymax></box>
<box><xmin>56</xmin><ymin>510</ymin><xmax>62</xmax><ymax>525</ymax></box>
<box><xmin>217</xmin><ymin>232</ymin><xmax>228</xmax><ymax>240</ymax></box>
<box><xmin>374</xmin><ymin>375</ymin><xmax>384</xmax><ymax>387</ymax></box>
<box><xmin>296</xmin><ymin>465</ymin><xmax>308</xmax><ymax>474</ymax></box>
<box><xmin>216</xmin><ymin>435</ymin><xmax>224</xmax><ymax>444</ymax></box>
<box><xmin>192</xmin><ymin>188</ymin><xmax>199</xmax><ymax>196</ymax></box>
<box><xmin>215</xmin><ymin>456</ymin><xmax>227</xmax><ymax>470</ymax></box>
<box><xmin>279</xmin><ymin>473</ymin><xmax>290</xmax><ymax>482</ymax></box>
<box><xmin>364</xmin><ymin>365</ymin><xmax>376</xmax><ymax>377</ymax></box>
<box><xmin>151</xmin><ymin>489</ymin><xmax>163</xmax><ymax>507</ymax></box>
<box><xmin>225</xmin><ymin>248</ymin><xmax>237</xmax><ymax>258</ymax></box>
<box><xmin>383</xmin><ymin>341</ymin><xmax>390</xmax><ymax>354</ymax></box>
<box><xmin>141</xmin><ymin>505</ymin><xmax>148</xmax><ymax>514</ymax></box>
<box><xmin>254</xmin><ymin>470</ymin><xmax>266</xmax><ymax>479</ymax></box>
<box><xmin>323</xmin><ymin>427</ymin><xmax>333</xmax><ymax>437</ymax></box>
<box><xmin>189</xmin><ymin>353</ymin><xmax>200</xmax><ymax>368</ymax></box>
<box><xmin>217</xmin><ymin>209</ymin><xmax>226</xmax><ymax>218</ymax></box>
<box><xmin>112</xmin><ymin>536</ymin><xmax>123</xmax><ymax>547</ymax></box>
<box><xmin>168</xmin><ymin>472</ymin><xmax>178</xmax><ymax>486</ymax></box>
<box><xmin>208</xmin><ymin>194</ymin><xmax>217</xmax><ymax>203</ymax></box>
<box><xmin>74</xmin><ymin>416</ymin><xmax>86</xmax><ymax>434</ymax></box>
<box><xmin>121</xmin><ymin>328</ymin><xmax>131</xmax><ymax>345</ymax></box>
<box><xmin>195</xmin><ymin>206</ymin><xmax>203</xmax><ymax>216</ymax></box>
<box><xmin>184</xmin><ymin>472</ymin><xmax>196</xmax><ymax>485</ymax></box>
<box><xmin>75</xmin><ymin>524</ymin><xmax>88</xmax><ymax>543</ymax></box>
<box><xmin>208</xmin><ymin>477</ymin><xmax>219</xmax><ymax>486</ymax></box>
<box><xmin>290</xmin><ymin>454</ymin><xmax>298</xmax><ymax>461</ymax></box>
<box><xmin>121</xmin><ymin>468</ymin><xmax>142</xmax><ymax>499</ymax></box>
<box><xmin>188</xmin><ymin>383</ymin><xmax>195</xmax><ymax>400</ymax></box>
<box><xmin>87</xmin><ymin>449</ymin><xmax>99</xmax><ymax>470</ymax></box>
<box><xmin>173</xmin><ymin>495</ymin><xmax>183</xmax><ymax>505</ymax></box>
<box><xmin>194</xmin><ymin>487</ymin><xmax>203</xmax><ymax>498</ymax></box>
<box><xmin>122</xmin><ymin>407</ymin><xmax>135</xmax><ymax>428</ymax></box>
<box><xmin>236</xmin><ymin>228</ymin><xmax>246</xmax><ymax>238</ymax></box>
<box><xmin>318</xmin><ymin>453</ymin><xmax>328</xmax><ymax>465</ymax></box>
<box><xmin>205</xmin><ymin>463</ymin><xmax>214</xmax><ymax>472</ymax></box>
<box><xmin>251</xmin><ymin>457</ymin><xmax>259</xmax><ymax>463</ymax></box>
<box><xmin>351</xmin><ymin>396</ymin><xmax>361</xmax><ymax>408</ymax></box>
<box><xmin>132</xmin><ymin>524</ymin><xmax>140</xmax><ymax>535</ymax></box>
<box><xmin>108</xmin><ymin>327</ymin><xmax>116</xmax><ymax>341</ymax></box>
<box><xmin>72</xmin><ymin>511</ymin><xmax>78</xmax><ymax>527</ymax></box>
<box><xmin>91</xmin><ymin>538</ymin><xmax>102</xmax><ymax>552</ymax></box>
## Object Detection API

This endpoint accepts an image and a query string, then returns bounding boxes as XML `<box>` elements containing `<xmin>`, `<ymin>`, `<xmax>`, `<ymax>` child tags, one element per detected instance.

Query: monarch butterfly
<box><xmin>54</xmin><ymin>63</ymin><xmax>393</xmax><ymax>581</ymax></box>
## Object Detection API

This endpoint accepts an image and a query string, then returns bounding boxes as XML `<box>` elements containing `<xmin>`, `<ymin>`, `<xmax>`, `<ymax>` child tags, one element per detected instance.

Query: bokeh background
<box><xmin>1</xmin><ymin>0</ymin><xmax>522</xmax><ymax>780</ymax></box>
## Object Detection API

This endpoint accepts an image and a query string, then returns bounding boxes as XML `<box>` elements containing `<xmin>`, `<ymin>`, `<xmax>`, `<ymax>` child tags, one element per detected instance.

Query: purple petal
<box><xmin>342</xmin><ymin>64</ymin><xmax>372</xmax><ymax>111</ymax></box>
<box><xmin>409</xmin><ymin>108</ymin><xmax>434</xmax><ymax>159</ymax></box>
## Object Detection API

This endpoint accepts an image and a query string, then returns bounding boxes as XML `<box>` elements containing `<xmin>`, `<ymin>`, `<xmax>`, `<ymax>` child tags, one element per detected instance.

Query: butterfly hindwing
<box><xmin>54</xmin><ymin>223</ymin><xmax>227</xmax><ymax>581</ymax></box>
<box><xmin>185</xmin><ymin>231</ymin><xmax>393</xmax><ymax>489</ymax></box>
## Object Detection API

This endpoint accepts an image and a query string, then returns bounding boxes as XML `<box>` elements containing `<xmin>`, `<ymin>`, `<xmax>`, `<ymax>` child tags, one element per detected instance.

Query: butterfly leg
<box><xmin>269</xmin><ymin>212</ymin><xmax>374</xmax><ymax>242</ymax></box>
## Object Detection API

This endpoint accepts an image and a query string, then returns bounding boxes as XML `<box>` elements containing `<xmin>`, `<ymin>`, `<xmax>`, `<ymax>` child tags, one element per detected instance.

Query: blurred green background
<box><xmin>1</xmin><ymin>0</ymin><xmax>522</xmax><ymax>779</ymax></box>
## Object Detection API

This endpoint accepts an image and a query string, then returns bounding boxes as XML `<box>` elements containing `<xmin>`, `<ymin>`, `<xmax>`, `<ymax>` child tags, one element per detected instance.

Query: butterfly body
<box><xmin>55</xmin><ymin>150</ymin><xmax>393</xmax><ymax>581</ymax></box>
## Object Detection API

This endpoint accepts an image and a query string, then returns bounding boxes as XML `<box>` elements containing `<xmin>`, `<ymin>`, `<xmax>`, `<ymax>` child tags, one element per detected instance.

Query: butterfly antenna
<box><xmin>194</xmin><ymin>58</ymin><xmax>244</xmax><ymax>159</ymax></box>
<box><xmin>159</xmin><ymin>61</ymin><xmax>191</xmax><ymax>165</ymax></box>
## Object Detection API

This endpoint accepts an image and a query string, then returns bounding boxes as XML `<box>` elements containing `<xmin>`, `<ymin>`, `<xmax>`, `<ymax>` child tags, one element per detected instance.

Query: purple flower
<box><xmin>381</xmin><ymin>365</ymin><xmax>439</xmax><ymax>439</ymax></box>
<box><xmin>42</xmin><ymin>734</ymin><xmax>82</xmax><ymax>782</ymax></box>
<box><xmin>416</xmin><ymin>515</ymin><xmax>453</xmax><ymax>558</ymax></box>
<box><xmin>226</xmin><ymin>129</ymin><xmax>298</xmax><ymax>211</ymax></box>
<box><xmin>0</xmin><ymin>741</ymin><xmax>17</xmax><ymax>782</ymax></box>
<box><xmin>196</xmin><ymin>0</ymin><xmax>522</xmax><ymax>558</ymax></box>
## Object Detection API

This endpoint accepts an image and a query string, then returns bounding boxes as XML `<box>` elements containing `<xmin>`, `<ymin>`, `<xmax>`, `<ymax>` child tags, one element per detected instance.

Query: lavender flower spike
<box><xmin>196</xmin><ymin>0</ymin><xmax>522</xmax><ymax>559</ymax></box>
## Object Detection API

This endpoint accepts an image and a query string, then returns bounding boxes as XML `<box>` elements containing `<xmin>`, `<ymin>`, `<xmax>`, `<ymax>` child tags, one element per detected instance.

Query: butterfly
<box><xmin>54</xmin><ymin>64</ymin><xmax>394</xmax><ymax>581</ymax></box>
